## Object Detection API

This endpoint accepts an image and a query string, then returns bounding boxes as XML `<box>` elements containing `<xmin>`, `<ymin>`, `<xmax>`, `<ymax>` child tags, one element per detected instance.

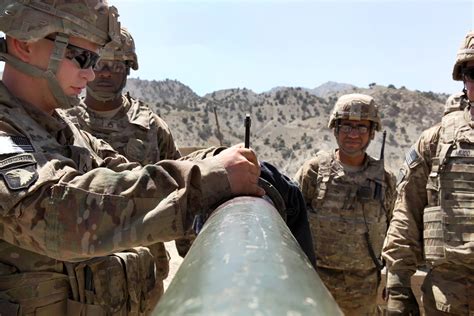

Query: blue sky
<box><xmin>110</xmin><ymin>0</ymin><xmax>474</xmax><ymax>96</ymax></box>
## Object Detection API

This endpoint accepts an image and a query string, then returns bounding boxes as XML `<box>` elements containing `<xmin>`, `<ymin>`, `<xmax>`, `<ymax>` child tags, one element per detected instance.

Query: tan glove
<box><xmin>386</xmin><ymin>287</ymin><xmax>420</xmax><ymax>316</ymax></box>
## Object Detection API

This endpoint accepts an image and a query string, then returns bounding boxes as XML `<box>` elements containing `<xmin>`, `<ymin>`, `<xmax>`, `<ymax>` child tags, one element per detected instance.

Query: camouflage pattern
<box><xmin>453</xmin><ymin>30</ymin><xmax>474</xmax><ymax>81</ymax></box>
<box><xmin>444</xmin><ymin>91</ymin><xmax>469</xmax><ymax>115</ymax></box>
<box><xmin>295</xmin><ymin>150</ymin><xmax>396</xmax><ymax>315</ymax></box>
<box><xmin>0</xmin><ymin>0</ymin><xmax>121</xmax><ymax>46</ymax></box>
<box><xmin>66</xmin><ymin>94</ymin><xmax>181</xmax><ymax>164</ymax></box>
<box><xmin>64</xmin><ymin>94</ymin><xmax>181</xmax><ymax>301</ymax></box>
<box><xmin>328</xmin><ymin>93</ymin><xmax>382</xmax><ymax>131</ymax></box>
<box><xmin>382</xmin><ymin>107</ymin><xmax>474</xmax><ymax>314</ymax></box>
<box><xmin>0</xmin><ymin>82</ymin><xmax>232</xmax><ymax>314</ymax></box>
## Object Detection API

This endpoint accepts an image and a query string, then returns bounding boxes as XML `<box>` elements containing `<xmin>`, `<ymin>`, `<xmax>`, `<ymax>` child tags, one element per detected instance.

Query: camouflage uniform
<box><xmin>382</xmin><ymin>31</ymin><xmax>474</xmax><ymax>315</ymax></box>
<box><xmin>65</xmin><ymin>28</ymin><xmax>183</xmax><ymax>300</ymax></box>
<box><xmin>0</xmin><ymin>1</ymin><xmax>232</xmax><ymax>315</ymax></box>
<box><xmin>295</xmin><ymin>94</ymin><xmax>396</xmax><ymax>315</ymax></box>
<box><xmin>65</xmin><ymin>93</ymin><xmax>182</xmax><ymax>304</ymax></box>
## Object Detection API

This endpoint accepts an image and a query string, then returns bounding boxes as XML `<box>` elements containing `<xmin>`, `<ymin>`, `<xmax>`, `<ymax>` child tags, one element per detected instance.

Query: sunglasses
<box><xmin>93</xmin><ymin>60</ymin><xmax>127</xmax><ymax>73</ymax></box>
<box><xmin>462</xmin><ymin>67</ymin><xmax>474</xmax><ymax>82</ymax></box>
<box><xmin>45</xmin><ymin>37</ymin><xmax>100</xmax><ymax>69</ymax></box>
<box><xmin>338</xmin><ymin>124</ymin><xmax>370</xmax><ymax>134</ymax></box>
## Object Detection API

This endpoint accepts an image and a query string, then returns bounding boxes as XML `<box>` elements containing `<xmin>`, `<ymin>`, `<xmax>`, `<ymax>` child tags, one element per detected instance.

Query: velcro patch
<box><xmin>0</xmin><ymin>136</ymin><xmax>34</xmax><ymax>155</ymax></box>
<box><xmin>0</xmin><ymin>153</ymin><xmax>38</xmax><ymax>190</ymax></box>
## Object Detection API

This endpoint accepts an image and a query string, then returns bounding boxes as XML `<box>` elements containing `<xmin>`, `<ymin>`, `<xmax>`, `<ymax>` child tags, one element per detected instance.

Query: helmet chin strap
<box><xmin>0</xmin><ymin>34</ymin><xmax>80</xmax><ymax>109</ymax></box>
<box><xmin>86</xmin><ymin>70</ymin><xmax>127</xmax><ymax>102</ymax></box>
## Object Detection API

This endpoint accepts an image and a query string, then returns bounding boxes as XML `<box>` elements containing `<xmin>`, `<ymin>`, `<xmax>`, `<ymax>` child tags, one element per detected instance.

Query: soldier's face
<box><xmin>27</xmin><ymin>36</ymin><xmax>97</xmax><ymax>106</ymax></box>
<box><xmin>87</xmin><ymin>60</ymin><xmax>127</xmax><ymax>94</ymax></box>
<box><xmin>335</xmin><ymin>119</ymin><xmax>372</xmax><ymax>156</ymax></box>
<box><xmin>465</xmin><ymin>61</ymin><xmax>474</xmax><ymax>102</ymax></box>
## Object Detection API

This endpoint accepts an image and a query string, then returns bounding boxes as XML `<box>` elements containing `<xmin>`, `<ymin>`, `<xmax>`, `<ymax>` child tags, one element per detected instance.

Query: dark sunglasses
<box><xmin>338</xmin><ymin>124</ymin><xmax>370</xmax><ymax>134</ymax></box>
<box><xmin>45</xmin><ymin>37</ymin><xmax>100</xmax><ymax>69</ymax></box>
<box><xmin>94</xmin><ymin>59</ymin><xmax>127</xmax><ymax>73</ymax></box>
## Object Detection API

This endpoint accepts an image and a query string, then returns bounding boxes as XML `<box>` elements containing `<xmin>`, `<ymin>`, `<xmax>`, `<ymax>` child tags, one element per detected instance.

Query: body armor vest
<box><xmin>70</xmin><ymin>96</ymin><xmax>161</xmax><ymax>165</ymax></box>
<box><xmin>424</xmin><ymin>110</ymin><xmax>474</xmax><ymax>265</ymax></box>
<box><xmin>309</xmin><ymin>151</ymin><xmax>388</xmax><ymax>270</ymax></box>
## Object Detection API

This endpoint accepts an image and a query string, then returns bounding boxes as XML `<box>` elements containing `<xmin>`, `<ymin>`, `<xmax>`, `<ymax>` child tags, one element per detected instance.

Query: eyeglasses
<box><xmin>44</xmin><ymin>37</ymin><xmax>100</xmax><ymax>69</ymax></box>
<box><xmin>93</xmin><ymin>60</ymin><xmax>127</xmax><ymax>73</ymax></box>
<box><xmin>339</xmin><ymin>124</ymin><xmax>370</xmax><ymax>134</ymax></box>
<box><xmin>462</xmin><ymin>67</ymin><xmax>474</xmax><ymax>82</ymax></box>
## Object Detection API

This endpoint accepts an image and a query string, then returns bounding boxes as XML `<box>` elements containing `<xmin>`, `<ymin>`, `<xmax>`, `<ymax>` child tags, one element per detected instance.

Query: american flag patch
<box><xmin>0</xmin><ymin>136</ymin><xmax>35</xmax><ymax>155</ymax></box>
<box><xmin>405</xmin><ymin>148</ymin><xmax>421</xmax><ymax>167</ymax></box>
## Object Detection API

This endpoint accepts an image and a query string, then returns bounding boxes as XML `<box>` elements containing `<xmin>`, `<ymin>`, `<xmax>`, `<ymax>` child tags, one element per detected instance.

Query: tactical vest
<box><xmin>424</xmin><ymin>110</ymin><xmax>474</xmax><ymax>264</ymax></box>
<box><xmin>69</xmin><ymin>96</ymin><xmax>161</xmax><ymax>165</ymax></box>
<box><xmin>0</xmin><ymin>88</ymin><xmax>157</xmax><ymax>315</ymax></box>
<box><xmin>309</xmin><ymin>151</ymin><xmax>388</xmax><ymax>270</ymax></box>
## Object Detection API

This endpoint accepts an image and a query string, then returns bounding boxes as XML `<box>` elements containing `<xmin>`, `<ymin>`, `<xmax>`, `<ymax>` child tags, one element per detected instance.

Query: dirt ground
<box><xmin>163</xmin><ymin>241</ymin><xmax>183</xmax><ymax>291</ymax></box>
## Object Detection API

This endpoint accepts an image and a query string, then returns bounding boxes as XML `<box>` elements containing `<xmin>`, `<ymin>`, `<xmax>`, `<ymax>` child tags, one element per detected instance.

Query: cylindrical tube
<box><xmin>154</xmin><ymin>196</ymin><xmax>342</xmax><ymax>315</ymax></box>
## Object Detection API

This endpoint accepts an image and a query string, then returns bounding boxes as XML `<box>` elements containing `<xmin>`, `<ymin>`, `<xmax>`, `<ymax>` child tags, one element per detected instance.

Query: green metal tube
<box><xmin>154</xmin><ymin>196</ymin><xmax>342</xmax><ymax>316</ymax></box>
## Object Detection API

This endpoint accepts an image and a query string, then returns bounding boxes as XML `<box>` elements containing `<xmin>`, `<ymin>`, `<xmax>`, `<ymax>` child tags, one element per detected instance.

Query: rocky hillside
<box><xmin>125</xmin><ymin>79</ymin><xmax>450</xmax><ymax>177</ymax></box>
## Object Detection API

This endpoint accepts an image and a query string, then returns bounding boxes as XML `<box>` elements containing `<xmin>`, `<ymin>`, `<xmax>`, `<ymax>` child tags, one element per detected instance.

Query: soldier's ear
<box><xmin>7</xmin><ymin>37</ymin><xmax>33</xmax><ymax>62</ymax></box>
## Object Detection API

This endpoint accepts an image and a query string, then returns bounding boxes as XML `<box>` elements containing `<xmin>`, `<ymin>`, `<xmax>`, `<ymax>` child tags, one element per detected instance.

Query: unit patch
<box><xmin>0</xmin><ymin>153</ymin><xmax>38</xmax><ymax>190</ymax></box>
<box><xmin>0</xmin><ymin>136</ymin><xmax>34</xmax><ymax>155</ymax></box>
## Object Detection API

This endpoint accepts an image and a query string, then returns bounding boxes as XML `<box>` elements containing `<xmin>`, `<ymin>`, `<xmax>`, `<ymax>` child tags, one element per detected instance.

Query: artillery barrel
<box><xmin>154</xmin><ymin>196</ymin><xmax>342</xmax><ymax>315</ymax></box>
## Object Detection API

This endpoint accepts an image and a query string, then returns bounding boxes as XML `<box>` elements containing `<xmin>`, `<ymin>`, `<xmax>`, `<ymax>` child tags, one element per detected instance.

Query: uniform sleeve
<box><xmin>0</xmin><ymin>125</ymin><xmax>232</xmax><ymax>262</ymax></box>
<box><xmin>382</xmin><ymin>126</ymin><xmax>440</xmax><ymax>288</ymax></box>
<box><xmin>153</xmin><ymin>114</ymin><xmax>182</xmax><ymax>161</ymax></box>
<box><xmin>294</xmin><ymin>157</ymin><xmax>319</xmax><ymax>208</ymax></box>
<box><xmin>384</xmin><ymin>170</ymin><xmax>397</xmax><ymax>222</ymax></box>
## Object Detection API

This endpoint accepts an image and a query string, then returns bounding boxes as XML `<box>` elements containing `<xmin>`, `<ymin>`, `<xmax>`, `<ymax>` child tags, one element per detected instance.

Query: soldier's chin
<box><xmin>340</xmin><ymin>147</ymin><xmax>365</xmax><ymax>157</ymax></box>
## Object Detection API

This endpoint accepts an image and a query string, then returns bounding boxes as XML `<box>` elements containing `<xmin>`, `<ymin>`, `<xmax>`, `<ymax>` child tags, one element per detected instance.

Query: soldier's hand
<box><xmin>386</xmin><ymin>287</ymin><xmax>420</xmax><ymax>316</ymax></box>
<box><xmin>216</xmin><ymin>144</ymin><xmax>265</xmax><ymax>197</ymax></box>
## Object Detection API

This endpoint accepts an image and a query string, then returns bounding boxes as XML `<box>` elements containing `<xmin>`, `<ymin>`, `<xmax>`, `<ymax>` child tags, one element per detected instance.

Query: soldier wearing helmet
<box><xmin>65</xmin><ymin>27</ymin><xmax>187</xmax><ymax>306</ymax></box>
<box><xmin>382</xmin><ymin>31</ymin><xmax>474</xmax><ymax>315</ymax></box>
<box><xmin>0</xmin><ymin>1</ymin><xmax>264</xmax><ymax>314</ymax></box>
<box><xmin>295</xmin><ymin>93</ymin><xmax>396</xmax><ymax>315</ymax></box>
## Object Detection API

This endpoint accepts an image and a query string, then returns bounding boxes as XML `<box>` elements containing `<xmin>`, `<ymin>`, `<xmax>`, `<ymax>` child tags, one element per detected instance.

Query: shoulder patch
<box><xmin>0</xmin><ymin>136</ymin><xmax>34</xmax><ymax>155</ymax></box>
<box><xmin>405</xmin><ymin>147</ymin><xmax>422</xmax><ymax>168</ymax></box>
<box><xmin>0</xmin><ymin>153</ymin><xmax>38</xmax><ymax>190</ymax></box>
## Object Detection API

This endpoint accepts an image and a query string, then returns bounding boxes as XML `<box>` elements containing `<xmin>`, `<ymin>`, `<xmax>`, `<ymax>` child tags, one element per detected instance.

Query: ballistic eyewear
<box><xmin>45</xmin><ymin>37</ymin><xmax>100</xmax><ymax>70</ymax></box>
<box><xmin>93</xmin><ymin>60</ymin><xmax>127</xmax><ymax>73</ymax></box>
<box><xmin>339</xmin><ymin>124</ymin><xmax>370</xmax><ymax>134</ymax></box>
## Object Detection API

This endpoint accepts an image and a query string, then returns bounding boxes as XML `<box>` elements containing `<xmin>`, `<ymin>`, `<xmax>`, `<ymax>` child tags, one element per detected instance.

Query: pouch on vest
<box><xmin>0</xmin><ymin>271</ymin><xmax>69</xmax><ymax>315</ymax></box>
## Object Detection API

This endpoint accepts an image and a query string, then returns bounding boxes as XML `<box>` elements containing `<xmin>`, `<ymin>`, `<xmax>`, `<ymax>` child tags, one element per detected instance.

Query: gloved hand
<box><xmin>386</xmin><ymin>287</ymin><xmax>420</xmax><ymax>316</ymax></box>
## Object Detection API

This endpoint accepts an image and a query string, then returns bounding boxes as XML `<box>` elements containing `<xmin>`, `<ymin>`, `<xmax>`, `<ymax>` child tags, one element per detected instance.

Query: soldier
<box><xmin>382</xmin><ymin>31</ymin><xmax>474</xmax><ymax>315</ymax></box>
<box><xmin>0</xmin><ymin>1</ymin><xmax>264</xmax><ymax>314</ymax></box>
<box><xmin>64</xmin><ymin>27</ymin><xmax>183</xmax><ymax>304</ymax></box>
<box><xmin>295</xmin><ymin>93</ymin><xmax>396</xmax><ymax>315</ymax></box>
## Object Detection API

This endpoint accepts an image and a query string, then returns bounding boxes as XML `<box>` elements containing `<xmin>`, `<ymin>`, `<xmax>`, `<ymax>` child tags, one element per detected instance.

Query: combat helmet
<box><xmin>328</xmin><ymin>93</ymin><xmax>382</xmax><ymax>131</ymax></box>
<box><xmin>100</xmin><ymin>27</ymin><xmax>139</xmax><ymax>70</ymax></box>
<box><xmin>453</xmin><ymin>30</ymin><xmax>474</xmax><ymax>81</ymax></box>
<box><xmin>0</xmin><ymin>0</ymin><xmax>121</xmax><ymax>108</ymax></box>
